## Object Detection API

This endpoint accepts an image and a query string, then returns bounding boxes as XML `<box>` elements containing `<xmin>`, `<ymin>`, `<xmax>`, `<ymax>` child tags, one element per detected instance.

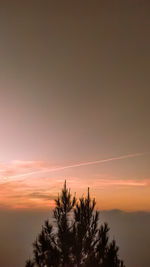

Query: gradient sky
<box><xmin>0</xmin><ymin>0</ymin><xmax>150</xmax><ymax>211</ymax></box>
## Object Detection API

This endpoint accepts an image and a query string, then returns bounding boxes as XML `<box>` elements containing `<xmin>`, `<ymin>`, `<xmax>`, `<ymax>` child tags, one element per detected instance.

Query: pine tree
<box><xmin>26</xmin><ymin>181</ymin><xmax>125</xmax><ymax>267</ymax></box>
<box><xmin>25</xmin><ymin>259</ymin><xmax>34</xmax><ymax>267</ymax></box>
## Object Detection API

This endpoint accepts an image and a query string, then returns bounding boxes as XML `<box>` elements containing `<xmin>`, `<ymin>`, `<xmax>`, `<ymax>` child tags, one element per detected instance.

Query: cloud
<box><xmin>0</xmin><ymin>175</ymin><xmax>149</xmax><ymax>210</ymax></box>
<box><xmin>0</xmin><ymin>178</ymin><xmax>58</xmax><ymax>209</ymax></box>
<box><xmin>0</xmin><ymin>160</ymin><xmax>59</xmax><ymax>183</ymax></box>
<box><xmin>11</xmin><ymin>160</ymin><xmax>49</xmax><ymax>169</ymax></box>
<box><xmin>0</xmin><ymin>152</ymin><xmax>147</xmax><ymax>182</ymax></box>
<box><xmin>91</xmin><ymin>178</ymin><xmax>148</xmax><ymax>187</ymax></box>
<box><xmin>0</xmin><ymin>153</ymin><xmax>149</xmax><ymax>209</ymax></box>
<box><xmin>27</xmin><ymin>192</ymin><xmax>56</xmax><ymax>201</ymax></box>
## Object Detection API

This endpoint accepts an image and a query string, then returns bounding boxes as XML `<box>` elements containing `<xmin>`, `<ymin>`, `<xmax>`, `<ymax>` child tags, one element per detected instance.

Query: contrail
<box><xmin>4</xmin><ymin>152</ymin><xmax>146</xmax><ymax>181</ymax></box>
<box><xmin>48</xmin><ymin>152</ymin><xmax>145</xmax><ymax>171</ymax></box>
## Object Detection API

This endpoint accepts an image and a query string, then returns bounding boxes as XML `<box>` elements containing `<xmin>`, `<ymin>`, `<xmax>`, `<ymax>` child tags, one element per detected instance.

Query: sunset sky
<box><xmin>0</xmin><ymin>0</ymin><xmax>150</xmax><ymax>212</ymax></box>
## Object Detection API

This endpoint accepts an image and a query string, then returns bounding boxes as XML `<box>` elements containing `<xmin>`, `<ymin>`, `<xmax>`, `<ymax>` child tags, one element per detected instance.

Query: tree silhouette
<box><xmin>25</xmin><ymin>181</ymin><xmax>125</xmax><ymax>267</ymax></box>
<box><xmin>25</xmin><ymin>260</ymin><xmax>34</xmax><ymax>267</ymax></box>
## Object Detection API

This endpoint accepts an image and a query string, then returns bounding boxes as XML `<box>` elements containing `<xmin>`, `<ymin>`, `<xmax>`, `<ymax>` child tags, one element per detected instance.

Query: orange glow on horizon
<box><xmin>0</xmin><ymin>158</ymin><xmax>150</xmax><ymax>211</ymax></box>
<box><xmin>0</xmin><ymin>176</ymin><xmax>149</xmax><ymax>211</ymax></box>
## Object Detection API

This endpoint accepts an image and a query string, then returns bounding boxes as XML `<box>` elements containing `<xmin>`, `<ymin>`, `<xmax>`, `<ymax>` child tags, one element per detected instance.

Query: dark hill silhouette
<box><xmin>26</xmin><ymin>182</ymin><xmax>125</xmax><ymax>267</ymax></box>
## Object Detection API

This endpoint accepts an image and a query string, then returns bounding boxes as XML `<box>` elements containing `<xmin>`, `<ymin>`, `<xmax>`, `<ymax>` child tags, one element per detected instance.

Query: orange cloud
<box><xmin>0</xmin><ymin>153</ymin><xmax>146</xmax><ymax>182</ymax></box>
<box><xmin>0</xmin><ymin>174</ymin><xmax>149</xmax><ymax>210</ymax></box>
<box><xmin>0</xmin><ymin>156</ymin><xmax>149</xmax><ymax>210</ymax></box>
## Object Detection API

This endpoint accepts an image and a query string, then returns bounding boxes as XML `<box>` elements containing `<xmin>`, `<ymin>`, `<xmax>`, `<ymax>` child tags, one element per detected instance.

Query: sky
<box><xmin>0</xmin><ymin>0</ymin><xmax>150</xmax><ymax>212</ymax></box>
<box><xmin>0</xmin><ymin>1</ymin><xmax>150</xmax><ymax>266</ymax></box>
